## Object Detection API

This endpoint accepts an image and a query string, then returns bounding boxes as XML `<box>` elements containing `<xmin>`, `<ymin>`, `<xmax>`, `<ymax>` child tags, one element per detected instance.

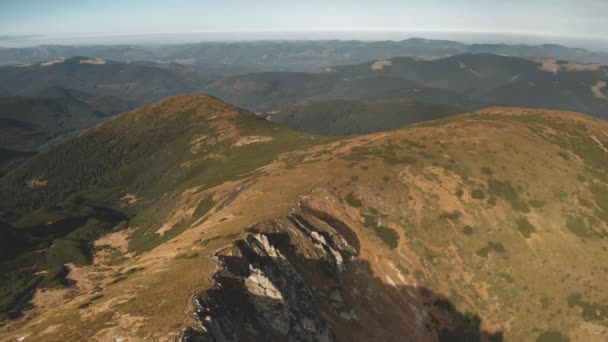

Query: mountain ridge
<box><xmin>205</xmin><ymin>53</ymin><xmax>608</xmax><ymax>120</ymax></box>
<box><xmin>1</xmin><ymin>95</ymin><xmax>607</xmax><ymax>340</ymax></box>
<box><xmin>2</xmin><ymin>38</ymin><xmax>608</xmax><ymax>71</ymax></box>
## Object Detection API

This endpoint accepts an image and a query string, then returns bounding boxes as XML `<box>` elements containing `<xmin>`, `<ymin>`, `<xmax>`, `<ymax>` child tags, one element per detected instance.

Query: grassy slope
<box><xmin>2</xmin><ymin>102</ymin><xmax>608</xmax><ymax>341</ymax></box>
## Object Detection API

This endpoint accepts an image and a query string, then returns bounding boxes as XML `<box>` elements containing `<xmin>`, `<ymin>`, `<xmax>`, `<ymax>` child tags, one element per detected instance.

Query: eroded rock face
<box><xmin>181</xmin><ymin>211</ymin><xmax>355</xmax><ymax>342</ymax></box>
<box><xmin>181</xmin><ymin>209</ymin><xmax>503</xmax><ymax>342</ymax></box>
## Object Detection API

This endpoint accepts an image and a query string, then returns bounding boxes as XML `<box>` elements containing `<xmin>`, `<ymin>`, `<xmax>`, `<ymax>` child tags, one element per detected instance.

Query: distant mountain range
<box><xmin>206</xmin><ymin>53</ymin><xmax>608</xmax><ymax>121</ymax></box>
<box><xmin>2</xmin><ymin>38</ymin><xmax>608</xmax><ymax>71</ymax></box>
<box><xmin>0</xmin><ymin>90</ymin><xmax>130</xmax><ymax>150</ymax></box>
<box><xmin>0</xmin><ymin>57</ymin><xmax>240</xmax><ymax>155</ymax></box>
<box><xmin>1</xmin><ymin>52</ymin><xmax>607</xmax><ymax>162</ymax></box>
<box><xmin>0</xmin><ymin>57</ymin><xmax>225</xmax><ymax>106</ymax></box>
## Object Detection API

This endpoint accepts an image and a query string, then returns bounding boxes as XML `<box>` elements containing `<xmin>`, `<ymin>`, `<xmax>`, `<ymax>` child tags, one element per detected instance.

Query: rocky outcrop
<box><xmin>180</xmin><ymin>209</ymin><xmax>503</xmax><ymax>342</ymax></box>
<box><xmin>181</xmin><ymin>211</ymin><xmax>356</xmax><ymax>342</ymax></box>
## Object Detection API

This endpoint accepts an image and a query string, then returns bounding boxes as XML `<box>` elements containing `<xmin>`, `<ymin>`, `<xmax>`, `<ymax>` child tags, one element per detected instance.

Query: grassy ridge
<box><xmin>0</xmin><ymin>94</ymin><xmax>327</xmax><ymax>321</ymax></box>
<box><xmin>2</xmin><ymin>98</ymin><xmax>608</xmax><ymax>340</ymax></box>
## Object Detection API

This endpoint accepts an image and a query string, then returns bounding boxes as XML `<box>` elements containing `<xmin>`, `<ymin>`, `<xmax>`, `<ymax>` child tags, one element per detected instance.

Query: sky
<box><xmin>1</xmin><ymin>0</ymin><xmax>607</xmax><ymax>47</ymax></box>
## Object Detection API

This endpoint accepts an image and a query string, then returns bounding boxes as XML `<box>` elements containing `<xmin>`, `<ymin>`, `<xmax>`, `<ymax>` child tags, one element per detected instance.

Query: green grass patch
<box><xmin>516</xmin><ymin>218</ymin><xmax>536</xmax><ymax>238</ymax></box>
<box><xmin>529</xmin><ymin>199</ymin><xmax>543</xmax><ymax>208</ymax></box>
<box><xmin>47</xmin><ymin>239</ymin><xmax>92</xmax><ymax>267</ymax></box>
<box><xmin>567</xmin><ymin>292</ymin><xmax>608</xmax><ymax>321</ymax></box>
<box><xmin>39</xmin><ymin>266</ymin><xmax>71</xmax><ymax>289</ymax></box>
<box><xmin>475</xmin><ymin>242</ymin><xmax>506</xmax><ymax>257</ymax></box>
<box><xmin>0</xmin><ymin>270</ymin><xmax>43</xmax><ymax>321</ymax></box>
<box><xmin>127</xmin><ymin>193</ymin><xmax>215</xmax><ymax>254</ymax></box>
<box><xmin>360</xmin><ymin>209</ymin><xmax>399</xmax><ymax>249</ymax></box>
<box><xmin>471</xmin><ymin>189</ymin><xmax>485</xmax><ymax>200</ymax></box>
<box><xmin>455</xmin><ymin>188</ymin><xmax>464</xmax><ymax>198</ymax></box>
<box><xmin>462</xmin><ymin>225</ymin><xmax>475</xmax><ymax>235</ymax></box>
<box><xmin>193</xmin><ymin>194</ymin><xmax>215</xmax><ymax>219</ymax></box>
<box><xmin>345</xmin><ymin>193</ymin><xmax>362</xmax><ymax>208</ymax></box>
<box><xmin>487</xmin><ymin>179</ymin><xmax>530</xmax><ymax>213</ymax></box>
<box><xmin>481</xmin><ymin>167</ymin><xmax>493</xmax><ymax>175</ymax></box>
<box><xmin>129</xmin><ymin>218</ymin><xmax>194</xmax><ymax>254</ymax></box>
<box><xmin>590</xmin><ymin>183</ymin><xmax>608</xmax><ymax>222</ymax></box>
<box><xmin>537</xmin><ymin>331</ymin><xmax>569</xmax><ymax>342</ymax></box>
<box><xmin>374</xmin><ymin>225</ymin><xmax>400</xmax><ymax>249</ymax></box>
<box><xmin>565</xmin><ymin>215</ymin><xmax>595</xmax><ymax>239</ymax></box>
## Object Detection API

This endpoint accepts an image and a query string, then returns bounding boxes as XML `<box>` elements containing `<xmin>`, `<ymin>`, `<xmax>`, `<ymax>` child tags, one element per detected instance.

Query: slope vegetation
<box><xmin>0</xmin><ymin>94</ymin><xmax>326</xmax><ymax>323</ymax></box>
<box><xmin>270</xmin><ymin>99</ymin><xmax>463</xmax><ymax>135</ymax></box>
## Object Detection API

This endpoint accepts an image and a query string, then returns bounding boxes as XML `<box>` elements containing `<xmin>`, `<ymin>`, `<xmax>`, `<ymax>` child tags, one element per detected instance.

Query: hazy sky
<box><xmin>1</xmin><ymin>0</ymin><xmax>607</xmax><ymax>40</ymax></box>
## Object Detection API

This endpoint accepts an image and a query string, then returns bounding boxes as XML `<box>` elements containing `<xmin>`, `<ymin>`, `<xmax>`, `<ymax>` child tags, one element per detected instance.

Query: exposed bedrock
<box><xmin>180</xmin><ymin>208</ymin><xmax>502</xmax><ymax>342</ymax></box>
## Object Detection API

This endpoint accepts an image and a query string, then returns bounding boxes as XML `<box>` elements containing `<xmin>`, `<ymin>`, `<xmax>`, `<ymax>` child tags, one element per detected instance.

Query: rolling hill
<box><xmin>270</xmin><ymin>99</ymin><xmax>464</xmax><ymax>135</ymax></box>
<box><xmin>0</xmin><ymin>87</ymin><xmax>133</xmax><ymax>171</ymax></box>
<box><xmin>0</xmin><ymin>91</ymin><xmax>131</xmax><ymax>151</ymax></box>
<box><xmin>1</xmin><ymin>94</ymin><xmax>608</xmax><ymax>341</ymax></box>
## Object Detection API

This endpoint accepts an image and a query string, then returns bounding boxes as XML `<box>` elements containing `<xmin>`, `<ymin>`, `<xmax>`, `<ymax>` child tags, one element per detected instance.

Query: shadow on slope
<box><xmin>0</xmin><ymin>196</ymin><xmax>126</xmax><ymax>322</ymax></box>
